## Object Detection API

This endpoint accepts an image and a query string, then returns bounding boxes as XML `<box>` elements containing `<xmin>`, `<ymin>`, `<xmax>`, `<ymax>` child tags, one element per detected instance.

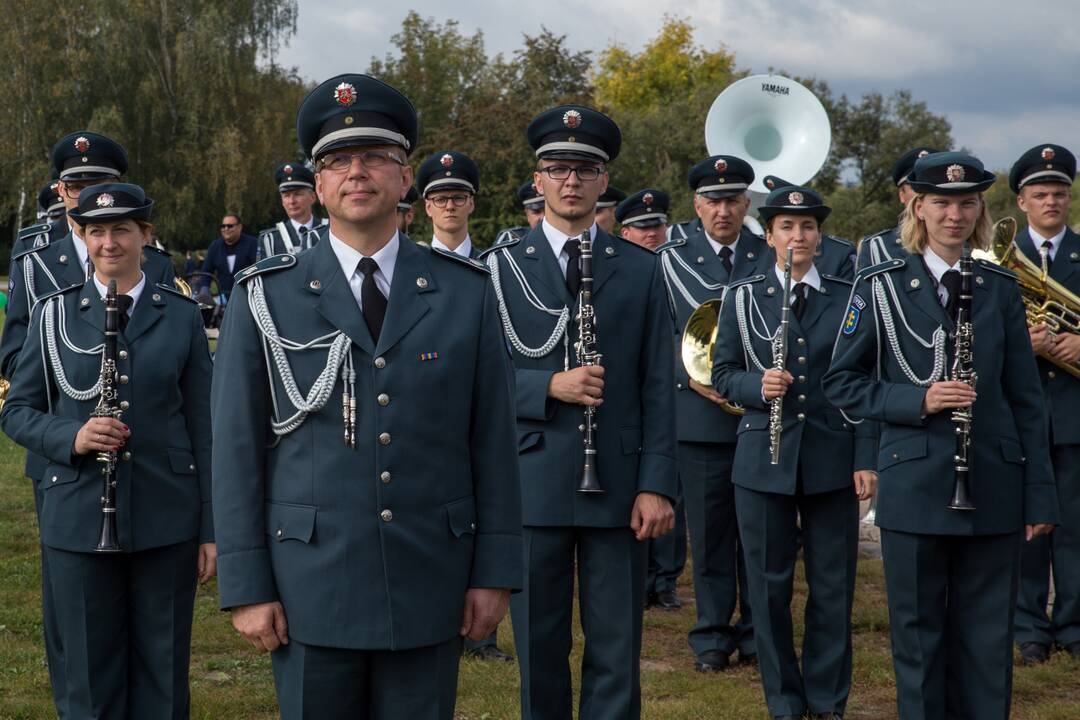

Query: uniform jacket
<box><xmin>483</xmin><ymin>224</ymin><xmax>677</xmax><ymax>527</ymax></box>
<box><xmin>822</xmin><ymin>256</ymin><xmax>1058</xmax><ymax>535</ymax></box>
<box><xmin>1</xmin><ymin>233</ymin><xmax>175</xmax><ymax>480</ymax></box>
<box><xmin>0</xmin><ymin>281</ymin><xmax>213</xmax><ymax>552</ymax></box>
<box><xmin>713</xmin><ymin>269</ymin><xmax>875</xmax><ymax>495</ymax></box>
<box><xmin>1016</xmin><ymin>225</ymin><xmax>1080</xmax><ymax>445</ymax></box>
<box><xmin>211</xmin><ymin>237</ymin><xmax>522</xmax><ymax>651</ymax></box>
<box><xmin>256</xmin><ymin>217</ymin><xmax>325</xmax><ymax>260</ymax></box>
<box><xmin>201</xmin><ymin>233</ymin><xmax>257</xmax><ymax>297</ymax></box>
<box><xmin>9</xmin><ymin>219</ymin><xmax>67</xmax><ymax>257</ymax></box>
<box><xmin>855</xmin><ymin>226</ymin><xmax>907</xmax><ymax>271</ymax></box>
<box><xmin>657</xmin><ymin>226</ymin><xmax>768</xmax><ymax>444</ymax></box>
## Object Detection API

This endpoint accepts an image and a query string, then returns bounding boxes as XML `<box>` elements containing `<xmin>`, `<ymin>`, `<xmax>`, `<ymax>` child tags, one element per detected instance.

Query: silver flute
<box><xmin>769</xmin><ymin>247</ymin><xmax>794</xmax><ymax>466</ymax></box>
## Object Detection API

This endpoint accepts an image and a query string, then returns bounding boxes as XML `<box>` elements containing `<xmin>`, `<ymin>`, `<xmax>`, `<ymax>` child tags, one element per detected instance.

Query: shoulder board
<box><xmin>860</xmin><ymin>227</ymin><xmax>896</xmax><ymax>243</ymax></box>
<box><xmin>432</xmin><ymin>247</ymin><xmax>488</xmax><ymax>272</ymax></box>
<box><xmin>36</xmin><ymin>282</ymin><xmax>82</xmax><ymax>304</ymax></box>
<box><xmin>17</xmin><ymin>222</ymin><xmax>50</xmax><ymax>239</ymax></box>
<box><xmin>478</xmin><ymin>234</ymin><xmax>521</xmax><ymax>259</ymax></box>
<box><xmin>855</xmin><ymin>258</ymin><xmax>904</xmax><ymax>280</ymax></box>
<box><xmin>974</xmin><ymin>258</ymin><xmax>1017</xmax><ymax>280</ymax></box>
<box><xmin>155</xmin><ymin>283</ymin><xmax>199</xmax><ymax>303</ymax></box>
<box><xmin>258</xmin><ymin>227</ymin><xmax>277</xmax><ymax>238</ymax></box>
<box><xmin>12</xmin><ymin>239</ymin><xmax>50</xmax><ymax>261</ymax></box>
<box><xmin>656</xmin><ymin>236</ymin><xmax>686</xmax><ymax>253</ymax></box>
<box><xmin>236</xmin><ymin>254</ymin><xmax>297</xmax><ymax>283</ymax></box>
<box><xmin>729</xmin><ymin>274</ymin><xmax>766</xmax><ymax>290</ymax></box>
<box><xmin>824</xmin><ymin>234</ymin><xmax>855</xmax><ymax>249</ymax></box>
<box><xmin>142</xmin><ymin>244</ymin><xmax>170</xmax><ymax>258</ymax></box>
<box><xmin>494</xmin><ymin>227</ymin><xmax>526</xmax><ymax>245</ymax></box>
<box><xmin>821</xmin><ymin>273</ymin><xmax>854</xmax><ymax>287</ymax></box>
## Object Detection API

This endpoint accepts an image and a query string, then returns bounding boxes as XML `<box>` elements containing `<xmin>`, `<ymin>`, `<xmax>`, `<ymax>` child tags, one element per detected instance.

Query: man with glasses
<box><xmin>483</xmin><ymin>104</ymin><xmax>676</xmax><ymax>720</ymax></box>
<box><xmin>257</xmin><ymin>163</ymin><xmax>326</xmax><ymax>259</ymax></box>
<box><xmin>416</xmin><ymin>150</ymin><xmax>483</xmax><ymax>260</ymax></box>
<box><xmin>202</xmin><ymin>213</ymin><xmax>257</xmax><ymax>299</ymax></box>
<box><xmin>0</xmin><ymin>130</ymin><xmax>175</xmax><ymax>717</ymax></box>
<box><xmin>211</xmin><ymin>73</ymin><xmax>521</xmax><ymax>720</ymax></box>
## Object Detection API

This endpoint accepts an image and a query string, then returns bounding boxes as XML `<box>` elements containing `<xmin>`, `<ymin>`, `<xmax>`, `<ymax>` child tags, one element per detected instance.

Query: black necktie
<box><xmin>357</xmin><ymin>258</ymin><xmax>387</xmax><ymax>342</ymax></box>
<box><xmin>791</xmin><ymin>282</ymin><xmax>808</xmax><ymax>321</ymax></box>
<box><xmin>1042</xmin><ymin>240</ymin><xmax>1054</xmax><ymax>265</ymax></box>
<box><xmin>941</xmin><ymin>269</ymin><xmax>961</xmax><ymax>321</ymax></box>
<box><xmin>564</xmin><ymin>239</ymin><xmax>582</xmax><ymax>298</ymax></box>
<box><xmin>116</xmin><ymin>294</ymin><xmax>133</xmax><ymax>332</ymax></box>
<box><xmin>719</xmin><ymin>245</ymin><xmax>733</xmax><ymax>275</ymax></box>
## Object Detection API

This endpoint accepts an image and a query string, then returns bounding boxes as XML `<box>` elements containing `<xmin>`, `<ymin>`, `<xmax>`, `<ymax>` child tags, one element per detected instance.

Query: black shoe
<box><xmin>655</xmin><ymin>590</ymin><xmax>682</xmax><ymax>610</ymax></box>
<box><xmin>464</xmin><ymin>645</ymin><xmax>514</xmax><ymax>662</ymax></box>
<box><xmin>1065</xmin><ymin>642</ymin><xmax>1080</xmax><ymax>659</ymax></box>
<box><xmin>812</xmin><ymin>714</ymin><xmax>843</xmax><ymax>719</ymax></box>
<box><xmin>1019</xmin><ymin>642</ymin><xmax>1050</xmax><ymax>666</ymax></box>
<box><xmin>694</xmin><ymin>649</ymin><xmax>730</xmax><ymax>673</ymax></box>
<box><xmin>644</xmin><ymin>591</ymin><xmax>659</xmax><ymax>609</ymax></box>
<box><xmin>774</xmin><ymin>716</ymin><xmax>803</xmax><ymax>720</ymax></box>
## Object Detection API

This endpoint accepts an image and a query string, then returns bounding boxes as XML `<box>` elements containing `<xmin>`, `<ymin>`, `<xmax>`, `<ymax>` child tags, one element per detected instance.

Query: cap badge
<box><xmin>49</xmin><ymin>181</ymin><xmax>59</xmax><ymax>191</ymax></box>
<box><xmin>643</xmin><ymin>192</ymin><xmax>654</xmax><ymax>205</ymax></box>
<box><xmin>788</xmin><ymin>191</ymin><xmax>804</xmax><ymax>206</ymax></box>
<box><xmin>333</xmin><ymin>82</ymin><xmax>357</xmax><ymax>107</ymax></box>
<box><xmin>96</xmin><ymin>193</ymin><xmax>115</xmax><ymax>208</ymax></box>
<box><xmin>918</xmin><ymin>150</ymin><xmax>930</xmax><ymax>159</ymax></box>
<box><xmin>766</xmin><ymin>178</ymin><xmax>776</xmax><ymax>189</ymax></box>
<box><xmin>946</xmin><ymin>164</ymin><xmax>966</xmax><ymax>183</ymax></box>
<box><xmin>562</xmin><ymin>109</ymin><xmax>583</xmax><ymax>129</ymax></box>
<box><xmin>74</xmin><ymin>136</ymin><xmax>90</xmax><ymax>153</ymax></box>
<box><xmin>283</xmin><ymin>164</ymin><xmax>293</xmax><ymax>174</ymax></box>
<box><xmin>1042</xmin><ymin>147</ymin><xmax>1055</xmax><ymax>162</ymax></box>
<box><xmin>440</xmin><ymin>153</ymin><xmax>454</xmax><ymax>167</ymax></box>
<box><xmin>714</xmin><ymin>159</ymin><xmax>728</xmax><ymax>173</ymax></box>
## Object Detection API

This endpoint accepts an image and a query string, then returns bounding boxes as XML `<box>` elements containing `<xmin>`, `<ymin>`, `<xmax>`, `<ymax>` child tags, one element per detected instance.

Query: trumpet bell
<box><xmin>705</xmin><ymin>74</ymin><xmax>832</xmax><ymax>194</ymax></box>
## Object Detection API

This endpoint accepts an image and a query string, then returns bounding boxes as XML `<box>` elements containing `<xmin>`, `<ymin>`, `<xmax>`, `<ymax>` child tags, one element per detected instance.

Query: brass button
<box><xmin>797</xmin><ymin>394</ymin><xmax>806</xmax><ymax>402</ymax></box>
<box><xmin>122</xmin><ymin>451</ymin><xmax>132</xmax><ymax>461</ymax></box>
<box><xmin>377</xmin><ymin>393</ymin><xmax>390</xmax><ymax>406</ymax></box>
<box><xmin>119</xmin><ymin>374</ymin><xmax>129</xmax><ymax>384</ymax></box>
<box><xmin>380</xmin><ymin>471</ymin><xmax>392</xmax><ymax>484</ymax></box>
<box><xmin>796</xmin><ymin>337</ymin><xmax>805</xmax><ymax>346</ymax></box>
<box><xmin>1049</xmin><ymin>371</ymin><xmax>1057</xmax><ymax>379</ymax></box>
<box><xmin>380</xmin><ymin>509</ymin><xmax>393</xmax><ymax>522</ymax></box>
<box><xmin>797</xmin><ymin>357</ymin><xmax>806</xmax><ymax>365</ymax></box>
<box><xmin>120</xmin><ymin>401</ymin><xmax>129</xmax><ymax>410</ymax></box>
<box><xmin>797</xmin><ymin>413</ymin><xmax>806</xmax><ymax>421</ymax></box>
<box><xmin>374</xmin><ymin>357</ymin><xmax>386</xmax><ymax>369</ymax></box>
<box><xmin>378</xmin><ymin>432</ymin><xmax>391</xmax><ymax>446</ymax></box>
<box><xmin>118</xmin><ymin>350</ymin><xmax>128</xmax><ymax>360</ymax></box>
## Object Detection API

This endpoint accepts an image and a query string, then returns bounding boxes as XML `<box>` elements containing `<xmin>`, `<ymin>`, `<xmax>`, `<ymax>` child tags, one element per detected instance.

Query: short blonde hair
<box><xmin>899</xmin><ymin>193</ymin><xmax>993</xmax><ymax>254</ymax></box>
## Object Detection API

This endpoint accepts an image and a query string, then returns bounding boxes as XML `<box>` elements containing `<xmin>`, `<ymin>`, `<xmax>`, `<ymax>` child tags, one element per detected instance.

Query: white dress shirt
<box><xmin>1029</xmin><ymin>226</ymin><xmax>1066</xmax><ymax>263</ymax></box>
<box><xmin>328</xmin><ymin>230</ymin><xmax>398</xmax><ymax>310</ymax></box>
<box><xmin>92</xmin><ymin>272</ymin><xmax>146</xmax><ymax>316</ymax></box>
<box><xmin>772</xmin><ymin>263</ymin><xmax>822</xmax><ymax>303</ymax></box>
<box><xmin>290</xmin><ymin>216</ymin><xmax>315</xmax><ymax>236</ymax></box>
<box><xmin>706</xmin><ymin>232</ymin><xmax>738</xmax><ymax>258</ymax></box>
<box><xmin>922</xmin><ymin>246</ymin><xmax>960</xmax><ymax>306</ymax></box>
<box><xmin>431</xmin><ymin>234</ymin><xmax>473</xmax><ymax>258</ymax></box>
<box><xmin>541</xmin><ymin>218</ymin><xmax>597</xmax><ymax>277</ymax></box>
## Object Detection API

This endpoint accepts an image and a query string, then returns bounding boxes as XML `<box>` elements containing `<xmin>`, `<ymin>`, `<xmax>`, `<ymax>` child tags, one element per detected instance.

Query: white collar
<box><xmin>328</xmin><ymin>229</ymin><xmax>399</xmax><ymax>284</ymax></box>
<box><xmin>542</xmin><ymin>218</ymin><xmax>597</xmax><ymax>258</ymax></box>
<box><xmin>1028</xmin><ymin>225</ymin><xmax>1067</xmax><ymax>255</ymax></box>
<box><xmin>922</xmin><ymin>246</ymin><xmax>959</xmax><ymax>282</ymax></box>
<box><xmin>704</xmin><ymin>231</ymin><xmax>738</xmax><ymax>257</ymax></box>
<box><xmin>431</xmin><ymin>233</ymin><xmax>473</xmax><ymax>258</ymax></box>
<box><xmin>92</xmin><ymin>272</ymin><xmax>147</xmax><ymax>313</ymax></box>
<box><xmin>773</xmin><ymin>263</ymin><xmax>822</xmax><ymax>292</ymax></box>
<box><xmin>289</xmin><ymin>215</ymin><xmax>314</xmax><ymax>234</ymax></box>
<box><xmin>69</xmin><ymin>223</ymin><xmax>89</xmax><ymax>268</ymax></box>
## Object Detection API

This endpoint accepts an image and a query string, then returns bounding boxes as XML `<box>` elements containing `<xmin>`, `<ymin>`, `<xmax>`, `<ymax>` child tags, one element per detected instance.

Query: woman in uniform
<box><xmin>1</xmin><ymin>183</ymin><xmax>215</xmax><ymax>719</ymax></box>
<box><xmin>713</xmin><ymin>185</ymin><xmax>876</xmax><ymax>720</ymax></box>
<box><xmin>823</xmin><ymin>152</ymin><xmax>1057</xmax><ymax>720</ymax></box>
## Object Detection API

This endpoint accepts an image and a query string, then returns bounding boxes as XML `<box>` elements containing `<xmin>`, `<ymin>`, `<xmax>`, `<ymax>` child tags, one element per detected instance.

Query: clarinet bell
<box><xmin>948</xmin><ymin>473</ymin><xmax>976</xmax><ymax>512</ymax></box>
<box><xmin>577</xmin><ymin>452</ymin><xmax>604</xmax><ymax>494</ymax></box>
<box><xmin>95</xmin><ymin>513</ymin><xmax>122</xmax><ymax>553</ymax></box>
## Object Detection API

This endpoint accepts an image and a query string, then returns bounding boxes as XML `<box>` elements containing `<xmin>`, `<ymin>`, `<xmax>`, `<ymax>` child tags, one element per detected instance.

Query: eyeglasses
<box><xmin>538</xmin><ymin>165</ymin><xmax>603</xmax><ymax>181</ymax></box>
<box><xmin>317</xmin><ymin>150</ymin><xmax>406</xmax><ymax>173</ymax></box>
<box><xmin>428</xmin><ymin>194</ymin><xmax>471</xmax><ymax>208</ymax></box>
<box><xmin>220</xmin><ymin>223</ymin><xmax>238</xmax><ymax>230</ymax></box>
<box><xmin>61</xmin><ymin>181</ymin><xmax>95</xmax><ymax>199</ymax></box>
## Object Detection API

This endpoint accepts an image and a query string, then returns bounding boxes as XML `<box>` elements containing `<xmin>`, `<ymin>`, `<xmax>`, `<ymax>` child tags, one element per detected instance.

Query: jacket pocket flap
<box><xmin>446</xmin><ymin>497</ymin><xmax>477</xmax><ymax>538</ymax></box>
<box><xmin>42</xmin><ymin>463</ymin><xmax>79</xmax><ymax>489</ymax></box>
<box><xmin>265</xmin><ymin>502</ymin><xmax>316</xmax><ymax>543</ymax></box>
<box><xmin>999</xmin><ymin>437</ymin><xmax>1025</xmax><ymax>464</ymax></box>
<box><xmin>167</xmin><ymin>449</ymin><xmax>198</xmax><ymax>475</ymax></box>
<box><xmin>737</xmin><ymin>413</ymin><xmax>771</xmax><ymax>434</ymax></box>
<box><xmin>878</xmin><ymin>435</ymin><xmax>929</xmax><ymax>471</ymax></box>
<box><xmin>518</xmin><ymin>430</ymin><xmax>543</xmax><ymax>453</ymax></box>
<box><xmin>620</xmin><ymin>426</ymin><xmax>643</xmax><ymax>455</ymax></box>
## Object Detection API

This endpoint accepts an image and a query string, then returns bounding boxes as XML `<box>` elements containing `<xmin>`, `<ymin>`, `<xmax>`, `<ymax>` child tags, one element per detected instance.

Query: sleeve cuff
<box><xmin>216</xmin><ymin>548</ymin><xmax>278</xmax><ymax>610</ymax></box>
<box><xmin>1025</xmin><ymin>483</ymin><xmax>1060</xmax><ymax>527</ymax></box>
<box><xmin>44</xmin><ymin>417</ymin><xmax>85</xmax><ymax>465</ymax></box>
<box><xmin>515</xmin><ymin>369</ymin><xmax>557</xmax><ymax>421</ymax></box>
<box><xmin>636</xmin><ymin>454</ymin><xmax>678</xmax><ymax>502</ymax></box>
<box><xmin>882</xmin><ymin>384</ymin><xmax>929</xmax><ymax>426</ymax></box>
<box><xmin>469</xmin><ymin>533</ymin><xmax>523</xmax><ymax>591</ymax></box>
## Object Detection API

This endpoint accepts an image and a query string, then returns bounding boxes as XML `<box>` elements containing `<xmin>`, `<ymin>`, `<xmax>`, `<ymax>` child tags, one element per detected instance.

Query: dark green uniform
<box><xmin>257</xmin><ymin>218</ymin><xmax>324</xmax><ymax>259</ymax></box>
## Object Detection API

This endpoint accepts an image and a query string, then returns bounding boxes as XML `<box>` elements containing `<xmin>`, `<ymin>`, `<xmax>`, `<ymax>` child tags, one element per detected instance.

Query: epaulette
<box><xmin>824</xmin><ymin>234</ymin><xmax>855</xmax><ymax>249</ymax></box>
<box><xmin>155</xmin><ymin>282</ymin><xmax>199</xmax><ymax>303</ymax></box>
<box><xmin>655</xmin><ymin>235</ymin><xmax>686</xmax><ymax>253</ymax></box>
<box><xmin>860</xmin><ymin>227</ymin><xmax>896</xmax><ymax>244</ymax></box>
<box><xmin>12</xmin><ymin>239</ymin><xmax>50</xmax><ymax>261</ymax></box>
<box><xmin>236</xmin><ymin>253</ymin><xmax>297</xmax><ymax>283</ymax></box>
<box><xmin>258</xmin><ymin>227</ymin><xmax>277</xmax><ymax>238</ymax></box>
<box><xmin>822</xmin><ymin>273</ymin><xmax>854</xmax><ymax>286</ymax></box>
<box><xmin>855</xmin><ymin>258</ymin><xmax>904</xmax><ymax>280</ymax></box>
<box><xmin>142</xmin><ymin>244</ymin><xmax>171</xmax><ymax>258</ymax></box>
<box><xmin>35</xmin><ymin>282</ymin><xmax>82</xmax><ymax>305</ymax></box>
<box><xmin>493</xmin><ymin>227</ymin><xmax>526</xmax><ymax>246</ymax></box>
<box><xmin>478</xmin><ymin>233</ymin><xmax>521</xmax><ymax>259</ymax></box>
<box><xmin>17</xmin><ymin>222</ymin><xmax>50</xmax><ymax>240</ymax></box>
<box><xmin>974</xmin><ymin>258</ymin><xmax>1017</xmax><ymax>280</ymax></box>
<box><xmin>729</xmin><ymin>274</ymin><xmax>766</xmax><ymax>290</ymax></box>
<box><xmin>432</xmin><ymin>248</ymin><xmax>488</xmax><ymax>272</ymax></box>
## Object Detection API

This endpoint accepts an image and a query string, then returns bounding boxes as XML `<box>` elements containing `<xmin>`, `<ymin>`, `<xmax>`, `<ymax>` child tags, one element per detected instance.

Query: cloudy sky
<box><xmin>277</xmin><ymin>0</ymin><xmax>1080</xmax><ymax>172</ymax></box>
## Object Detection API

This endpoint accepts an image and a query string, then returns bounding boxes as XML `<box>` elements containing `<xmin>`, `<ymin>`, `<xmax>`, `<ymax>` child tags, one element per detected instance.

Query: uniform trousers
<box><xmin>645</xmin><ymin>486</ymin><xmax>687</xmax><ymax>596</ymax></box>
<box><xmin>33</xmin><ymin>481</ymin><xmax>68</xmax><ymax>718</ymax></box>
<box><xmin>44</xmin><ymin>539</ymin><xmax>197</xmax><ymax>720</ymax></box>
<box><xmin>735</xmin><ymin>483</ymin><xmax>858</xmax><ymax>718</ymax></box>
<box><xmin>510</xmin><ymin>525</ymin><xmax>647</xmax><ymax>720</ymax></box>
<box><xmin>681</xmin><ymin>441</ymin><xmax>754</xmax><ymax>657</ymax></box>
<box><xmin>881</xmin><ymin>530</ymin><xmax>1021</xmax><ymax>720</ymax></box>
<box><xmin>271</xmin><ymin>635</ymin><xmax>462</xmax><ymax>720</ymax></box>
<box><xmin>1016</xmin><ymin>443</ymin><xmax>1080</xmax><ymax>647</ymax></box>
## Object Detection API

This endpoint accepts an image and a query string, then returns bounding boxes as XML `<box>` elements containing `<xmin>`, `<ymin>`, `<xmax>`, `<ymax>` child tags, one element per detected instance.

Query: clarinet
<box><xmin>94</xmin><ymin>280</ymin><xmax>123</xmax><ymax>552</ymax></box>
<box><xmin>576</xmin><ymin>233</ymin><xmax>603</xmax><ymax>493</ymax></box>
<box><xmin>769</xmin><ymin>247</ymin><xmax>794</xmax><ymax>466</ymax></box>
<box><xmin>948</xmin><ymin>246</ymin><xmax>977</xmax><ymax>511</ymax></box>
